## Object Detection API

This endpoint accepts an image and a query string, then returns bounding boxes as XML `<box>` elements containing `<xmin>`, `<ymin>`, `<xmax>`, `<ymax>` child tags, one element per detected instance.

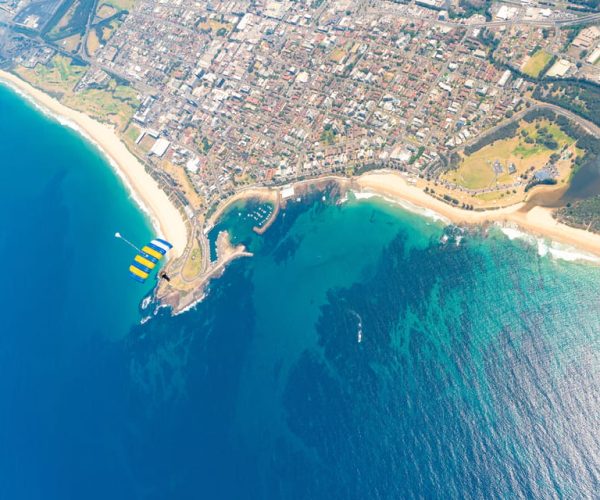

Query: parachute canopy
<box><xmin>128</xmin><ymin>238</ymin><xmax>173</xmax><ymax>283</ymax></box>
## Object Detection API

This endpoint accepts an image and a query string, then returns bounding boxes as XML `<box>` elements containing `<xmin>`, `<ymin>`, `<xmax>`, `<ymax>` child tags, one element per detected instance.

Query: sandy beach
<box><xmin>3</xmin><ymin>67</ymin><xmax>599</xmax><ymax>264</ymax></box>
<box><xmin>205</xmin><ymin>170</ymin><xmax>600</xmax><ymax>260</ymax></box>
<box><xmin>0</xmin><ymin>70</ymin><xmax>188</xmax><ymax>257</ymax></box>
<box><xmin>357</xmin><ymin>171</ymin><xmax>600</xmax><ymax>259</ymax></box>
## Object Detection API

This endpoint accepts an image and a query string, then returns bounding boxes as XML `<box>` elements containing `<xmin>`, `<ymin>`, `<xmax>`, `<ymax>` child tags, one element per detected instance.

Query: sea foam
<box><xmin>0</xmin><ymin>79</ymin><xmax>165</xmax><ymax>244</ymax></box>
<box><xmin>498</xmin><ymin>224</ymin><xmax>600</xmax><ymax>263</ymax></box>
<box><xmin>174</xmin><ymin>293</ymin><xmax>206</xmax><ymax>316</ymax></box>
<box><xmin>349</xmin><ymin>190</ymin><xmax>450</xmax><ymax>224</ymax></box>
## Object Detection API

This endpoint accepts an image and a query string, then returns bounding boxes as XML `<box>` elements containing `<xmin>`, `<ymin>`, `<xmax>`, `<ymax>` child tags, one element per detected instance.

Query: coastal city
<box><xmin>3</xmin><ymin>0</ymin><xmax>600</xmax><ymax>495</ymax></box>
<box><xmin>0</xmin><ymin>0</ymin><xmax>599</xmax><ymax>304</ymax></box>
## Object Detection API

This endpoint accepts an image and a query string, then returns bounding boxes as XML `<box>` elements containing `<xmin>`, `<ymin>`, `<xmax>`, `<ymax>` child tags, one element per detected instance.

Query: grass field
<box><xmin>475</xmin><ymin>191</ymin><xmax>514</xmax><ymax>202</ymax></box>
<box><xmin>48</xmin><ymin>1</ymin><xmax>78</xmax><ymax>37</ymax></box>
<box><xmin>444</xmin><ymin>119</ymin><xmax>576</xmax><ymax>190</ymax></box>
<box><xmin>182</xmin><ymin>243</ymin><xmax>202</xmax><ymax>281</ymax></box>
<box><xmin>59</xmin><ymin>34</ymin><xmax>82</xmax><ymax>52</ymax></box>
<box><xmin>47</xmin><ymin>0</ymin><xmax>96</xmax><ymax>40</ymax></box>
<box><xmin>101</xmin><ymin>20</ymin><xmax>120</xmax><ymax>42</ymax></box>
<box><xmin>329</xmin><ymin>48</ymin><xmax>348</xmax><ymax>63</ymax></box>
<box><xmin>163</xmin><ymin>161</ymin><xmax>204</xmax><ymax>209</ymax></box>
<box><xmin>124</xmin><ymin>123</ymin><xmax>141</xmax><ymax>144</ymax></box>
<box><xmin>522</xmin><ymin>50</ymin><xmax>553</xmax><ymax>78</ymax></box>
<box><xmin>16</xmin><ymin>55</ymin><xmax>86</xmax><ymax>95</ymax></box>
<box><xmin>198</xmin><ymin>19</ymin><xmax>233</xmax><ymax>35</ymax></box>
<box><xmin>113</xmin><ymin>84</ymin><xmax>139</xmax><ymax>106</ymax></box>
<box><xmin>64</xmin><ymin>87</ymin><xmax>136</xmax><ymax>130</ymax></box>
<box><xmin>95</xmin><ymin>3</ymin><xmax>117</xmax><ymax>18</ymax></box>
<box><xmin>18</xmin><ymin>54</ymin><xmax>140</xmax><ymax>130</ymax></box>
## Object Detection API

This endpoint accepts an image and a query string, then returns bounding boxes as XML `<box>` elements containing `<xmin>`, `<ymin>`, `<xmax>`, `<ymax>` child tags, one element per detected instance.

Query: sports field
<box><xmin>522</xmin><ymin>50</ymin><xmax>553</xmax><ymax>78</ymax></box>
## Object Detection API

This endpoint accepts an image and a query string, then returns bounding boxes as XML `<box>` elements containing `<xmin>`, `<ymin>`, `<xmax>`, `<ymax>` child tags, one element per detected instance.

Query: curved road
<box><xmin>456</xmin><ymin>100</ymin><xmax>600</xmax><ymax>154</ymax></box>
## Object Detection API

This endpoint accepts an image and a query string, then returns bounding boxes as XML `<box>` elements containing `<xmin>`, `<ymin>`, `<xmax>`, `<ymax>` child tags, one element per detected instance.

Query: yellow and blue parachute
<box><xmin>128</xmin><ymin>238</ymin><xmax>173</xmax><ymax>283</ymax></box>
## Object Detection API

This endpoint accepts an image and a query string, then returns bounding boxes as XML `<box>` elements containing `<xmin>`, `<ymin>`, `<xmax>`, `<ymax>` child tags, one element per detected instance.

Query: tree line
<box><xmin>463</xmin><ymin>121</ymin><xmax>519</xmax><ymax>156</ymax></box>
<box><xmin>533</xmin><ymin>81</ymin><xmax>600</xmax><ymax>128</ymax></box>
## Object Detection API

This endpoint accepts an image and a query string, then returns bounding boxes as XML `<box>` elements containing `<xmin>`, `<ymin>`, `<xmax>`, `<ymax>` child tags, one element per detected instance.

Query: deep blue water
<box><xmin>0</xmin><ymin>84</ymin><xmax>154</xmax><ymax>497</ymax></box>
<box><xmin>2</xmin><ymin>84</ymin><xmax>600</xmax><ymax>499</ymax></box>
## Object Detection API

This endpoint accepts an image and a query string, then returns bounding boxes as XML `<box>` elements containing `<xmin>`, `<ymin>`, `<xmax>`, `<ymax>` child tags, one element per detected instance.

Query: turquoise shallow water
<box><xmin>2</xmin><ymin>85</ymin><xmax>600</xmax><ymax>499</ymax></box>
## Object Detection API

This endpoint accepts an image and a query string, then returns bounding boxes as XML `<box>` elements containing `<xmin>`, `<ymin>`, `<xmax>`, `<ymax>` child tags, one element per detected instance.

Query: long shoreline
<box><xmin>4</xmin><ymin>67</ymin><xmax>600</xmax><ymax>272</ymax></box>
<box><xmin>162</xmin><ymin>170</ymin><xmax>600</xmax><ymax>314</ymax></box>
<box><xmin>356</xmin><ymin>171</ymin><xmax>600</xmax><ymax>259</ymax></box>
<box><xmin>0</xmin><ymin>70</ymin><xmax>188</xmax><ymax>257</ymax></box>
<box><xmin>212</xmin><ymin>171</ymin><xmax>600</xmax><ymax>261</ymax></box>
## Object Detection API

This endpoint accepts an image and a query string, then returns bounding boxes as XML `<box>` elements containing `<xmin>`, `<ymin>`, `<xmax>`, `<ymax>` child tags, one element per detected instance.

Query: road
<box><xmin>535</xmin><ymin>101</ymin><xmax>600</xmax><ymax>137</ymax></box>
<box><xmin>454</xmin><ymin>99</ymin><xmax>600</xmax><ymax>156</ymax></box>
<box><xmin>365</xmin><ymin>0</ymin><xmax>600</xmax><ymax>29</ymax></box>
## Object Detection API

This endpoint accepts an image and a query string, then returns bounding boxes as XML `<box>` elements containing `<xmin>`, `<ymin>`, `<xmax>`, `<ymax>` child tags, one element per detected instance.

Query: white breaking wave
<box><xmin>0</xmin><ymin>80</ymin><xmax>165</xmax><ymax>245</ymax></box>
<box><xmin>337</xmin><ymin>192</ymin><xmax>349</xmax><ymax>205</ymax></box>
<box><xmin>349</xmin><ymin>309</ymin><xmax>363</xmax><ymax>343</ymax></box>
<box><xmin>174</xmin><ymin>293</ymin><xmax>206</xmax><ymax>316</ymax></box>
<box><xmin>141</xmin><ymin>295</ymin><xmax>153</xmax><ymax>310</ymax></box>
<box><xmin>497</xmin><ymin>224</ymin><xmax>600</xmax><ymax>263</ymax></box>
<box><xmin>349</xmin><ymin>190</ymin><xmax>450</xmax><ymax>224</ymax></box>
<box><xmin>153</xmin><ymin>301</ymin><xmax>171</xmax><ymax>315</ymax></box>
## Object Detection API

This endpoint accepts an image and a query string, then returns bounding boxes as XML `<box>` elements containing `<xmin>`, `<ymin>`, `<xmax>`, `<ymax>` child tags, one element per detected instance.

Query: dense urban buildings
<box><xmin>1</xmin><ymin>0</ymin><xmax>599</xmax><ymax>245</ymax></box>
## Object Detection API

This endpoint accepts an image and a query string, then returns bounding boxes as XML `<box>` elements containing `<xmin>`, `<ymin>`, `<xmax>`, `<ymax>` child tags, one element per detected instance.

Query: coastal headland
<box><xmin>3</xmin><ymin>70</ymin><xmax>600</xmax><ymax>315</ymax></box>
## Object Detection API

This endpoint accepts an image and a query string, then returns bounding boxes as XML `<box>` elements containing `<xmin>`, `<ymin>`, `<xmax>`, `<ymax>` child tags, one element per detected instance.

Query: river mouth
<box><xmin>523</xmin><ymin>155</ymin><xmax>600</xmax><ymax>210</ymax></box>
<box><xmin>524</xmin><ymin>185</ymin><xmax>569</xmax><ymax>209</ymax></box>
<box><xmin>562</xmin><ymin>155</ymin><xmax>600</xmax><ymax>203</ymax></box>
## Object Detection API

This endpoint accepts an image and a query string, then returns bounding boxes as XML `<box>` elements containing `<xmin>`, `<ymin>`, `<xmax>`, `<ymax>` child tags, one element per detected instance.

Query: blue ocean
<box><xmin>1</xmin><ymin>84</ymin><xmax>600</xmax><ymax>499</ymax></box>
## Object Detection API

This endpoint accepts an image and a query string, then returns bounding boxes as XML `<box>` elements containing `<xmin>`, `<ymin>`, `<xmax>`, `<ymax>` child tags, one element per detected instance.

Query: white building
<box><xmin>497</xmin><ymin>69</ymin><xmax>512</xmax><ymax>87</ymax></box>
<box><xmin>150</xmin><ymin>138</ymin><xmax>170</xmax><ymax>157</ymax></box>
